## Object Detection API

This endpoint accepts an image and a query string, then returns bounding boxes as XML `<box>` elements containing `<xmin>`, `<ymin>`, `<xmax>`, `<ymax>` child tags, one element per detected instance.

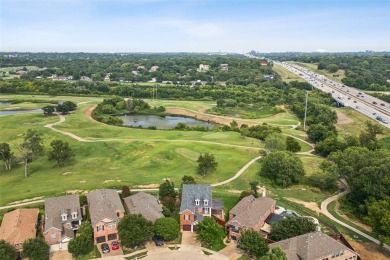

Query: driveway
<box><xmin>218</xmin><ymin>240</ymin><xmax>243</xmax><ymax>260</ymax></box>
<box><xmin>181</xmin><ymin>231</ymin><xmax>201</xmax><ymax>246</ymax></box>
<box><xmin>98</xmin><ymin>241</ymin><xmax>124</xmax><ymax>258</ymax></box>
<box><xmin>50</xmin><ymin>250</ymin><xmax>73</xmax><ymax>260</ymax></box>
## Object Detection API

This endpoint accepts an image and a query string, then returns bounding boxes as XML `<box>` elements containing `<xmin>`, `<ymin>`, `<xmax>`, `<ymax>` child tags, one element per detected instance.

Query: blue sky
<box><xmin>0</xmin><ymin>0</ymin><xmax>389</xmax><ymax>52</ymax></box>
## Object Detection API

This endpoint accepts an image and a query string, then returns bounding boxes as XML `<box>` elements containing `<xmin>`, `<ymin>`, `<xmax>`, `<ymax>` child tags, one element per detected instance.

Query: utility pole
<box><xmin>303</xmin><ymin>91</ymin><xmax>308</xmax><ymax>131</ymax></box>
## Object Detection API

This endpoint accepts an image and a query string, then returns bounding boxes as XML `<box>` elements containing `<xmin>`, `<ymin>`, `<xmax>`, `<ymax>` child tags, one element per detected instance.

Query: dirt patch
<box><xmin>8</xmin><ymin>196</ymin><xmax>44</xmax><ymax>205</ymax></box>
<box><xmin>285</xmin><ymin>198</ymin><xmax>321</xmax><ymax>214</ymax></box>
<box><xmin>348</xmin><ymin>240</ymin><xmax>390</xmax><ymax>260</ymax></box>
<box><xmin>335</xmin><ymin>201</ymin><xmax>372</xmax><ymax>232</ymax></box>
<box><xmin>62</xmin><ymin>172</ymin><xmax>73</xmax><ymax>176</ymax></box>
<box><xmin>103</xmin><ymin>179</ymin><xmax>115</xmax><ymax>184</ymax></box>
<box><xmin>334</xmin><ymin>109</ymin><xmax>353</xmax><ymax>127</ymax></box>
<box><xmin>79</xmin><ymin>180</ymin><xmax>86</xmax><ymax>183</ymax></box>
<box><xmin>137</xmin><ymin>184</ymin><xmax>160</xmax><ymax>189</ymax></box>
<box><xmin>66</xmin><ymin>190</ymin><xmax>84</xmax><ymax>194</ymax></box>
<box><xmin>84</xmin><ymin>104</ymin><xmax>99</xmax><ymax>122</ymax></box>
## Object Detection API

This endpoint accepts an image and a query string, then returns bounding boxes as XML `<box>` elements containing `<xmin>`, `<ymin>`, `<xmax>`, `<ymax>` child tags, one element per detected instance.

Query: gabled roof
<box><xmin>123</xmin><ymin>192</ymin><xmax>163</xmax><ymax>222</ymax></box>
<box><xmin>227</xmin><ymin>195</ymin><xmax>275</xmax><ymax>228</ymax></box>
<box><xmin>44</xmin><ymin>194</ymin><xmax>81</xmax><ymax>233</ymax></box>
<box><xmin>0</xmin><ymin>209</ymin><xmax>39</xmax><ymax>245</ymax></box>
<box><xmin>87</xmin><ymin>189</ymin><xmax>125</xmax><ymax>227</ymax></box>
<box><xmin>269</xmin><ymin>231</ymin><xmax>359</xmax><ymax>260</ymax></box>
<box><xmin>180</xmin><ymin>184</ymin><xmax>212</xmax><ymax>213</ymax></box>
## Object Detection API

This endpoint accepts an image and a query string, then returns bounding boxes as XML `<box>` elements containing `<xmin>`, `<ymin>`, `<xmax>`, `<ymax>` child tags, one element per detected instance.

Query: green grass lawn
<box><xmin>273</xmin><ymin>63</ymin><xmax>306</xmax><ymax>83</ymax></box>
<box><xmin>0</xmin><ymin>66</ymin><xmax>39</xmax><ymax>80</ymax></box>
<box><xmin>0</xmin><ymin>101</ymin><xmax>53</xmax><ymax>111</ymax></box>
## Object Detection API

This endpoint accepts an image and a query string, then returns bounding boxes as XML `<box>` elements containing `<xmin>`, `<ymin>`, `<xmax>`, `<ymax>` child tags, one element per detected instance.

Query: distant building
<box><xmin>104</xmin><ymin>73</ymin><xmax>111</xmax><ymax>82</ymax></box>
<box><xmin>0</xmin><ymin>208</ymin><xmax>39</xmax><ymax>252</ymax></box>
<box><xmin>263</xmin><ymin>75</ymin><xmax>274</xmax><ymax>80</ymax></box>
<box><xmin>269</xmin><ymin>231</ymin><xmax>360</xmax><ymax>260</ymax></box>
<box><xmin>260</xmin><ymin>61</ymin><xmax>269</xmax><ymax>66</ymax></box>
<box><xmin>220</xmin><ymin>64</ymin><xmax>229</xmax><ymax>72</ymax></box>
<box><xmin>80</xmin><ymin>76</ymin><xmax>92</xmax><ymax>82</ymax></box>
<box><xmin>197</xmin><ymin>64</ymin><xmax>210</xmax><ymax>72</ymax></box>
<box><xmin>150</xmin><ymin>65</ymin><xmax>159</xmax><ymax>72</ymax></box>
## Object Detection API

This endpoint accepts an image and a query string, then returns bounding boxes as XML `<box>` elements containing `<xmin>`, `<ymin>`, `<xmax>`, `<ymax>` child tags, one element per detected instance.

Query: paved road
<box><xmin>320</xmin><ymin>188</ymin><xmax>390</xmax><ymax>250</ymax></box>
<box><xmin>275</xmin><ymin>61</ymin><xmax>390</xmax><ymax>128</ymax></box>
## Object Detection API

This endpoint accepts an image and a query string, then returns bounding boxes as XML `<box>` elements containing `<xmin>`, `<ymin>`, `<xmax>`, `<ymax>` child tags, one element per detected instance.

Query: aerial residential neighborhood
<box><xmin>1</xmin><ymin>0</ymin><xmax>390</xmax><ymax>259</ymax></box>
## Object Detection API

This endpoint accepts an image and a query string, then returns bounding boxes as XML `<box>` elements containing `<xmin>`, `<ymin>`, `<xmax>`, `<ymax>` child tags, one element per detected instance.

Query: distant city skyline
<box><xmin>1</xmin><ymin>0</ymin><xmax>389</xmax><ymax>53</ymax></box>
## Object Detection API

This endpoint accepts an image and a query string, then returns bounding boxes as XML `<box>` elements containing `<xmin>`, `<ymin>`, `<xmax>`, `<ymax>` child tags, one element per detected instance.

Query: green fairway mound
<box><xmin>175</xmin><ymin>148</ymin><xmax>200</xmax><ymax>161</ymax></box>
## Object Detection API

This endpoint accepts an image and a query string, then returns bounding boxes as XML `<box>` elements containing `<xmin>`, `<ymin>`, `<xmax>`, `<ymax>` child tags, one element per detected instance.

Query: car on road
<box><xmin>354</xmin><ymin>100</ymin><xmax>357</xmax><ymax>103</ymax></box>
<box><xmin>153</xmin><ymin>236</ymin><xmax>164</xmax><ymax>246</ymax></box>
<box><xmin>373</xmin><ymin>101</ymin><xmax>377</xmax><ymax>105</ymax></box>
<box><xmin>101</xmin><ymin>243</ymin><xmax>110</xmax><ymax>254</ymax></box>
<box><xmin>356</xmin><ymin>106</ymin><xmax>360</xmax><ymax>109</ymax></box>
<box><xmin>111</xmin><ymin>241</ymin><xmax>120</xmax><ymax>250</ymax></box>
<box><xmin>373</xmin><ymin>112</ymin><xmax>377</xmax><ymax>115</ymax></box>
<box><xmin>381</xmin><ymin>103</ymin><xmax>385</xmax><ymax>106</ymax></box>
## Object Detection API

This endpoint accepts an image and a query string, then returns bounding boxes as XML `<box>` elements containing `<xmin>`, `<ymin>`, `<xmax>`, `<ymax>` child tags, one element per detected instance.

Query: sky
<box><xmin>0</xmin><ymin>0</ymin><xmax>389</xmax><ymax>53</ymax></box>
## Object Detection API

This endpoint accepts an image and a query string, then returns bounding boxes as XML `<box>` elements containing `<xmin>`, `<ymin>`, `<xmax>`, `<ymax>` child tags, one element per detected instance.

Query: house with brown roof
<box><xmin>0</xmin><ymin>208</ymin><xmax>39</xmax><ymax>251</ymax></box>
<box><xmin>226</xmin><ymin>192</ymin><xmax>275</xmax><ymax>240</ymax></box>
<box><xmin>43</xmin><ymin>194</ymin><xmax>82</xmax><ymax>246</ymax></box>
<box><xmin>180</xmin><ymin>184</ymin><xmax>225</xmax><ymax>232</ymax></box>
<box><xmin>123</xmin><ymin>192</ymin><xmax>164</xmax><ymax>222</ymax></box>
<box><xmin>269</xmin><ymin>231</ymin><xmax>360</xmax><ymax>260</ymax></box>
<box><xmin>87</xmin><ymin>189</ymin><xmax>125</xmax><ymax>244</ymax></box>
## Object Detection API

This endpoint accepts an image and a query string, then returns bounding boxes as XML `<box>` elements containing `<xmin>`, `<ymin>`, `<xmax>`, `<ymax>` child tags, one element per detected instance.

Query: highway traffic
<box><xmin>275</xmin><ymin>61</ymin><xmax>390</xmax><ymax>128</ymax></box>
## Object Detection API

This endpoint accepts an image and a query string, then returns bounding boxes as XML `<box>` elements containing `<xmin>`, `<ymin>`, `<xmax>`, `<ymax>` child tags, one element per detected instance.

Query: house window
<box><xmin>51</xmin><ymin>233</ymin><xmax>56</xmax><ymax>239</ymax></box>
<box><xmin>71</xmin><ymin>212</ymin><xmax>77</xmax><ymax>219</ymax></box>
<box><xmin>184</xmin><ymin>215</ymin><xmax>190</xmax><ymax>220</ymax></box>
<box><xmin>61</xmin><ymin>214</ymin><xmax>67</xmax><ymax>221</ymax></box>
<box><xmin>204</xmin><ymin>208</ymin><xmax>209</xmax><ymax>214</ymax></box>
<box><xmin>203</xmin><ymin>199</ymin><xmax>208</xmax><ymax>206</ymax></box>
<box><xmin>116</xmin><ymin>212</ymin><xmax>120</xmax><ymax>217</ymax></box>
<box><xmin>97</xmin><ymin>225</ymin><xmax>104</xmax><ymax>231</ymax></box>
<box><xmin>107</xmin><ymin>223</ymin><xmax>116</xmax><ymax>229</ymax></box>
<box><xmin>195</xmin><ymin>199</ymin><xmax>200</xmax><ymax>206</ymax></box>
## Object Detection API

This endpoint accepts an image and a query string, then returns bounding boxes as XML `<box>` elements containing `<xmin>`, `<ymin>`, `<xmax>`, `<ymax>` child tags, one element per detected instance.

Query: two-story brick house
<box><xmin>179</xmin><ymin>184</ymin><xmax>213</xmax><ymax>232</ymax></box>
<box><xmin>226</xmin><ymin>194</ymin><xmax>276</xmax><ymax>240</ymax></box>
<box><xmin>87</xmin><ymin>189</ymin><xmax>125</xmax><ymax>244</ymax></box>
<box><xmin>269</xmin><ymin>231</ymin><xmax>360</xmax><ymax>260</ymax></box>
<box><xmin>43</xmin><ymin>194</ymin><xmax>82</xmax><ymax>246</ymax></box>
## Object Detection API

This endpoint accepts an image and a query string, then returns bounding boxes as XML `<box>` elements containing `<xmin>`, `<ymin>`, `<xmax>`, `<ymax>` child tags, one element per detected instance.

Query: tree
<box><xmin>42</xmin><ymin>105</ymin><xmax>55</xmax><ymax>116</ymax></box>
<box><xmin>121</xmin><ymin>185</ymin><xmax>131</xmax><ymax>198</ymax></box>
<box><xmin>47</xmin><ymin>139</ymin><xmax>75</xmax><ymax>166</ymax></box>
<box><xmin>23</xmin><ymin>237</ymin><xmax>50</xmax><ymax>260</ymax></box>
<box><xmin>364</xmin><ymin>200</ymin><xmax>390</xmax><ymax>245</ymax></box>
<box><xmin>197</xmin><ymin>152</ymin><xmax>218</xmax><ymax>176</ymax></box>
<box><xmin>155</xmin><ymin>217</ymin><xmax>179</xmax><ymax>240</ymax></box>
<box><xmin>270</xmin><ymin>217</ymin><xmax>316</xmax><ymax>241</ymax></box>
<box><xmin>118</xmin><ymin>214</ymin><xmax>154</xmax><ymax>247</ymax></box>
<box><xmin>260</xmin><ymin>151</ymin><xmax>305</xmax><ymax>187</ymax></box>
<box><xmin>260</xmin><ymin>247</ymin><xmax>287</xmax><ymax>260</ymax></box>
<box><xmin>159</xmin><ymin>179</ymin><xmax>176</xmax><ymax>199</ymax></box>
<box><xmin>249</xmin><ymin>181</ymin><xmax>259</xmax><ymax>196</ymax></box>
<box><xmin>56</xmin><ymin>101</ymin><xmax>77</xmax><ymax>114</ymax></box>
<box><xmin>307</xmin><ymin>124</ymin><xmax>335</xmax><ymax>143</ymax></box>
<box><xmin>196</xmin><ymin>217</ymin><xmax>225</xmax><ymax>248</ymax></box>
<box><xmin>0</xmin><ymin>142</ymin><xmax>13</xmax><ymax>170</ymax></box>
<box><xmin>359</xmin><ymin>121</ymin><xmax>383</xmax><ymax>149</ymax></box>
<box><xmin>24</xmin><ymin>129</ymin><xmax>43</xmax><ymax>159</ymax></box>
<box><xmin>239</xmin><ymin>229</ymin><xmax>269</xmax><ymax>258</ymax></box>
<box><xmin>326</xmin><ymin>64</ymin><xmax>339</xmax><ymax>73</ymax></box>
<box><xmin>162</xmin><ymin>206</ymin><xmax>171</xmax><ymax>217</ymax></box>
<box><xmin>181</xmin><ymin>175</ymin><xmax>196</xmax><ymax>185</ymax></box>
<box><xmin>264</xmin><ymin>133</ymin><xmax>286</xmax><ymax>152</ymax></box>
<box><xmin>0</xmin><ymin>240</ymin><xmax>17</xmax><ymax>260</ymax></box>
<box><xmin>230</xmin><ymin>120</ymin><xmax>239</xmax><ymax>130</ymax></box>
<box><xmin>68</xmin><ymin>221</ymin><xmax>94</xmax><ymax>257</ymax></box>
<box><xmin>285</xmin><ymin>137</ymin><xmax>301</xmax><ymax>153</ymax></box>
<box><xmin>18</xmin><ymin>141</ymin><xmax>32</xmax><ymax>178</ymax></box>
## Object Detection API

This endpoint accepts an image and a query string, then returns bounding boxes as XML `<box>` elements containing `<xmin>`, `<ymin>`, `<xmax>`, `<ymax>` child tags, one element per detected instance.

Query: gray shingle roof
<box><xmin>227</xmin><ymin>195</ymin><xmax>275</xmax><ymax>228</ymax></box>
<box><xmin>269</xmin><ymin>231</ymin><xmax>359</xmax><ymax>260</ymax></box>
<box><xmin>211</xmin><ymin>198</ymin><xmax>224</xmax><ymax>210</ymax></box>
<box><xmin>44</xmin><ymin>194</ymin><xmax>81</xmax><ymax>232</ymax></box>
<box><xmin>180</xmin><ymin>184</ymin><xmax>212</xmax><ymax>213</ymax></box>
<box><xmin>87</xmin><ymin>189</ymin><xmax>125</xmax><ymax>227</ymax></box>
<box><xmin>123</xmin><ymin>192</ymin><xmax>164</xmax><ymax>222</ymax></box>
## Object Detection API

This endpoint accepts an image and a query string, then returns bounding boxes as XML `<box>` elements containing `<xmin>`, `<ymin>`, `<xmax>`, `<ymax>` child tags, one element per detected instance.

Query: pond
<box><xmin>0</xmin><ymin>101</ymin><xmax>42</xmax><ymax>116</ymax></box>
<box><xmin>121</xmin><ymin>114</ymin><xmax>214</xmax><ymax>129</ymax></box>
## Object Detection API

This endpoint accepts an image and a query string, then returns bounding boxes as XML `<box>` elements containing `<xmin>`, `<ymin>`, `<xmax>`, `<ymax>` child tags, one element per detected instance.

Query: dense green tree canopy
<box><xmin>260</xmin><ymin>247</ymin><xmax>287</xmax><ymax>260</ymax></box>
<box><xmin>0</xmin><ymin>142</ymin><xmax>13</xmax><ymax>171</ymax></box>
<box><xmin>197</xmin><ymin>152</ymin><xmax>218</xmax><ymax>176</ymax></box>
<box><xmin>22</xmin><ymin>238</ymin><xmax>50</xmax><ymax>260</ymax></box>
<box><xmin>260</xmin><ymin>151</ymin><xmax>305</xmax><ymax>187</ymax></box>
<box><xmin>196</xmin><ymin>217</ymin><xmax>225</xmax><ymax>248</ymax></box>
<box><xmin>154</xmin><ymin>217</ymin><xmax>179</xmax><ymax>240</ymax></box>
<box><xmin>0</xmin><ymin>240</ymin><xmax>17</xmax><ymax>260</ymax></box>
<box><xmin>270</xmin><ymin>217</ymin><xmax>316</xmax><ymax>241</ymax></box>
<box><xmin>239</xmin><ymin>229</ymin><xmax>269</xmax><ymax>258</ymax></box>
<box><xmin>47</xmin><ymin>139</ymin><xmax>75</xmax><ymax>167</ymax></box>
<box><xmin>118</xmin><ymin>214</ymin><xmax>154</xmax><ymax>247</ymax></box>
<box><xmin>68</xmin><ymin>221</ymin><xmax>94</xmax><ymax>257</ymax></box>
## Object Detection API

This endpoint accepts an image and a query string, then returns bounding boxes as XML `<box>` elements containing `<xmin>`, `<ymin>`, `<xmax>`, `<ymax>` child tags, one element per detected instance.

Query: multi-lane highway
<box><xmin>275</xmin><ymin>61</ymin><xmax>390</xmax><ymax>128</ymax></box>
